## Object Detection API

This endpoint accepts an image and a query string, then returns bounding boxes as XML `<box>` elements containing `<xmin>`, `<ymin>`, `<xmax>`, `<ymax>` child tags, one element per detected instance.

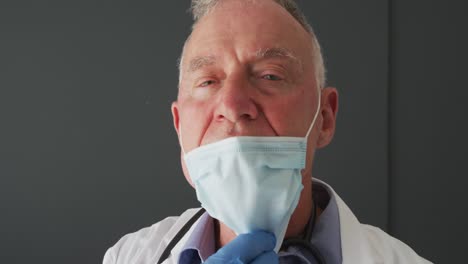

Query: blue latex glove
<box><xmin>204</xmin><ymin>230</ymin><xmax>278</xmax><ymax>264</ymax></box>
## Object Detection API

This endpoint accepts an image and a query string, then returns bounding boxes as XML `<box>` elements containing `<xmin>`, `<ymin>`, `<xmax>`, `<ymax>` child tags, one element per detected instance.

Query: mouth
<box><xmin>200</xmin><ymin>126</ymin><xmax>278</xmax><ymax>146</ymax></box>
<box><xmin>199</xmin><ymin>116</ymin><xmax>279</xmax><ymax>147</ymax></box>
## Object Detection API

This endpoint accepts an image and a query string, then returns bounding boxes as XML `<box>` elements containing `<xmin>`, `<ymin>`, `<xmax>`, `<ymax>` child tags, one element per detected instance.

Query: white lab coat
<box><xmin>103</xmin><ymin>180</ymin><xmax>432</xmax><ymax>264</ymax></box>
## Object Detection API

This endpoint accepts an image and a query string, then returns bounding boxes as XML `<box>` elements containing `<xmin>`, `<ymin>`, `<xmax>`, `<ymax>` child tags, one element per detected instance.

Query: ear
<box><xmin>171</xmin><ymin>101</ymin><xmax>180</xmax><ymax>136</ymax></box>
<box><xmin>317</xmin><ymin>87</ymin><xmax>339</xmax><ymax>148</ymax></box>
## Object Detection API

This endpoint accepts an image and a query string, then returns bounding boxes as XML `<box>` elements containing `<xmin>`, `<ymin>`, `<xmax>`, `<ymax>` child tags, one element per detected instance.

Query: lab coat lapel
<box><xmin>336</xmin><ymin>193</ymin><xmax>383</xmax><ymax>264</ymax></box>
<box><xmin>313</xmin><ymin>179</ymin><xmax>383</xmax><ymax>264</ymax></box>
<box><xmin>156</xmin><ymin>209</ymin><xmax>202</xmax><ymax>264</ymax></box>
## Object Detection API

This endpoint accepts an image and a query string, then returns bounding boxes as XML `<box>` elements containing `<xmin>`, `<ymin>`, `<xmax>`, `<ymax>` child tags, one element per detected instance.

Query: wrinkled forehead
<box><xmin>181</xmin><ymin>0</ymin><xmax>314</xmax><ymax>73</ymax></box>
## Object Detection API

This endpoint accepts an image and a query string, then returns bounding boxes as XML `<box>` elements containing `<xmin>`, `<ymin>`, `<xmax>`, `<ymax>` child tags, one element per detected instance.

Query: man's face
<box><xmin>172</xmin><ymin>0</ymin><xmax>337</xmax><ymax>185</ymax></box>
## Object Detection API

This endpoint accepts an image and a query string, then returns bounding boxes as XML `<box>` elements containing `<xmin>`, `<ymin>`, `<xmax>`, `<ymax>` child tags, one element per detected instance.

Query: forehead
<box><xmin>183</xmin><ymin>0</ymin><xmax>313</xmax><ymax>68</ymax></box>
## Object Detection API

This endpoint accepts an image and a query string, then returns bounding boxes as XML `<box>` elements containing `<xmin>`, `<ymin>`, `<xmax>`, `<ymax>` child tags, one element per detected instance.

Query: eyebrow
<box><xmin>185</xmin><ymin>48</ymin><xmax>303</xmax><ymax>74</ymax></box>
<box><xmin>187</xmin><ymin>55</ymin><xmax>217</xmax><ymax>73</ymax></box>
<box><xmin>254</xmin><ymin>47</ymin><xmax>303</xmax><ymax>71</ymax></box>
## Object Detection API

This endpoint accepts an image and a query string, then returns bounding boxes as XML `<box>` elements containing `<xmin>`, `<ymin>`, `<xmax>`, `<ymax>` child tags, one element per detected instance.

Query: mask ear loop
<box><xmin>305</xmin><ymin>86</ymin><xmax>322</xmax><ymax>140</ymax></box>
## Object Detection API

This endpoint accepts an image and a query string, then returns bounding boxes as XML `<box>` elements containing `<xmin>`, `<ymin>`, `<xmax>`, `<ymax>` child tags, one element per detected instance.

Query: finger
<box><xmin>251</xmin><ymin>251</ymin><xmax>279</xmax><ymax>264</ymax></box>
<box><xmin>215</xmin><ymin>230</ymin><xmax>276</xmax><ymax>263</ymax></box>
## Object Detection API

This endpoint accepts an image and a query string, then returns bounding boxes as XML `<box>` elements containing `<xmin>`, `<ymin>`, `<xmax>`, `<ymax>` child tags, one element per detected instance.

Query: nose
<box><xmin>214</xmin><ymin>77</ymin><xmax>259</xmax><ymax>123</ymax></box>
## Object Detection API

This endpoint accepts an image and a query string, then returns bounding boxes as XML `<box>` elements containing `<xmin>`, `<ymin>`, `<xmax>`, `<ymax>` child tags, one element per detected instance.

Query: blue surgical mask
<box><xmin>181</xmin><ymin>90</ymin><xmax>321</xmax><ymax>252</ymax></box>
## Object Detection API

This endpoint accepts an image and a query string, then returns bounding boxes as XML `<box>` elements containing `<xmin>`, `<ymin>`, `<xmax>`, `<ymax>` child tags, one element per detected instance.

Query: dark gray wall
<box><xmin>0</xmin><ymin>0</ymin><xmax>466</xmax><ymax>263</ymax></box>
<box><xmin>390</xmin><ymin>0</ymin><xmax>468</xmax><ymax>262</ymax></box>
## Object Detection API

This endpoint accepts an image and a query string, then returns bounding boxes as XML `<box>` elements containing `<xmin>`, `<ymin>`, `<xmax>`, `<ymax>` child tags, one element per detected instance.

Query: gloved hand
<box><xmin>204</xmin><ymin>230</ymin><xmax>278</xmax><ymax>264</ymax></box>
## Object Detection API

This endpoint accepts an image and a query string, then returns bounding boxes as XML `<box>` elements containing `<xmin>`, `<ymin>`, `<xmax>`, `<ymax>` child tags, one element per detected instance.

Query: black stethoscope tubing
<box><xmin>157</xmin><ymin>198</ymin><xmax>326</xmax><ymax>264</ymax></box>
<box><xmin>157</xmin><ymin>208</ymin><xmax>206</xmax><ymax>264</ymax></box>
<box><xmin>282</xmin><ymin>197</ymin><xmax>326</xmax><ymax>264</ymax></box>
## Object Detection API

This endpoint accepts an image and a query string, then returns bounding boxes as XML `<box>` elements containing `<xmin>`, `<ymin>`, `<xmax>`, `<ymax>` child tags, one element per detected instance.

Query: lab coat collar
<box><xmin>159</xmin><ymin>179</ymin><xmax>385</xmax><ymax>263</ymax></box>
<box><xmin>313</xmin><ymin>178</ymin><xmax>384</xmax><ymax>264</ymax></box>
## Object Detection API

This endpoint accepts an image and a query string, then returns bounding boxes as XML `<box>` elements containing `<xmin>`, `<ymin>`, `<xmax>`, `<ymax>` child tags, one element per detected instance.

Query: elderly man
<box><xmin>103</xmin><ymin>0</ymin><xmax>431</xmax><ymax>263</ymax></box>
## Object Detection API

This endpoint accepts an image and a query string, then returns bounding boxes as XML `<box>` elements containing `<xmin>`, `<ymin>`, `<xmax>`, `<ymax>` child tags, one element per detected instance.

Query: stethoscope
<box><xmin>157</xmin><ymin>197</ymin><xmax>326</xmax><ymax>264</ymax></box>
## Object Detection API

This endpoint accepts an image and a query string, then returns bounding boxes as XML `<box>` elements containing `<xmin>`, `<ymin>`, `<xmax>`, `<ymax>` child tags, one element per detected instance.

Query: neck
<box><xmin>214</xmin><ymin>176</ymin><xmax>322</xmax><ymax>249</ymax></box>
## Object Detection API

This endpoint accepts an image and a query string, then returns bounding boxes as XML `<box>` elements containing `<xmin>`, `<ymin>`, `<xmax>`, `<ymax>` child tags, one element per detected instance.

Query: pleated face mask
<box><xmin>182</xmin><ymin>89</ymin><xmax>321</xmax><ymax>252</ymax></box>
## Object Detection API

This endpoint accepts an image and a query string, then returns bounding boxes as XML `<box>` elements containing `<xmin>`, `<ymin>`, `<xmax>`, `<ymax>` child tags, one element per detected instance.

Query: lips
<box><xmin>201</xmin><ymin>124</ymin><xmax>277</xmax><ymax>146</ymax></box>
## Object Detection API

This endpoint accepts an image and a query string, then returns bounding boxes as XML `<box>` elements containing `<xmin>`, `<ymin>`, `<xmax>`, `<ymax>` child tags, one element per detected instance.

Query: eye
<box><xmin>262</xmin><ymin>74</ymin><xmax>282</xmax><ymax>81</ymax></box>
<box><xmin>199</xmin><ymin>79</ymin><xmax>216</xmax><ymax>87</ymax></box>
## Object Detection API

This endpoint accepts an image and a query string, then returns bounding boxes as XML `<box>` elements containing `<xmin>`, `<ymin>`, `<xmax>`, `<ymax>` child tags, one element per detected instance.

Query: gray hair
<box><xmin>179</xmin><ymin>0</ymin><xmax>326</xmax><ymax>88</ymax></box>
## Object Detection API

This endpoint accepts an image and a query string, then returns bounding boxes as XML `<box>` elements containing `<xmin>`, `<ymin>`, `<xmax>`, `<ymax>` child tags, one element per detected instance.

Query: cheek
<box><xmin>263</xmin><ymin>92</ymin><xmax>312</xmax><ymax>137</ymax></box>
<box><xmin>178</xmin><ymin>100</ymin><xmax>212</xmax><ymax>152</ymax></box>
